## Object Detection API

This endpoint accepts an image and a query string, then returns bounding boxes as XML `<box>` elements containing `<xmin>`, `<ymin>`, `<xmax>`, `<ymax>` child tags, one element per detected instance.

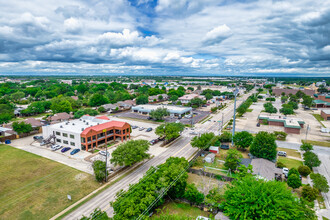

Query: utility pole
<box><xmin>305</xmin><ymin>124</ymin><xmax>310</xmax><ymax>141</ymax></box>
<box><xmin>232</xmin><ymin>88</ymin><xmax>239</xmax><ymax>146</ymax></box>
<box><xmin>104</xmin><ymin>129</ymin><xmax>108</xmax><ymax>182</ymax></box>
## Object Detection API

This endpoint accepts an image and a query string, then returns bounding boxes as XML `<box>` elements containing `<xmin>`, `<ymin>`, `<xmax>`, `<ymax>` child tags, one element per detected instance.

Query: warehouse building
<box><xmin>42</xmin><ymin>115</ymin><xmax>131</xmax><ymax>151</ymax></box>
<box><xmin>258</xmin><ymin>114</ymin><xmax>305</xmax><ymax>134</ymax></box>
<box><xmin>132</xmin><ymin>104</ymin><xmax>192</xmax><ymax>118</ymax></box>
<box><xmin>321</xmin><ymin>110</ymin><xmax>330</xmax><ymax>120</ymax></box>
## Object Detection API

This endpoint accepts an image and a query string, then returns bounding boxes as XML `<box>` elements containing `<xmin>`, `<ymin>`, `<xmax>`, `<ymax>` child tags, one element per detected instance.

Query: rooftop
<box><xmin>251</xmin><ymin>158</ymin><xmax>282</xmax><ymax>180</ymax></box>
<box><xmin>321</xmin><ymin>109</ymin><xmax>330</xmax><ymax>114</ymax></box>
<box><xmin>132</xmin><ymin>104</ymin><xmax>192</xmax><ymax>114</ymax></box>
<box><xmin>258</xmin><ymin>114</ymin><xmax>304</xmax><ymax>129</ymax></box>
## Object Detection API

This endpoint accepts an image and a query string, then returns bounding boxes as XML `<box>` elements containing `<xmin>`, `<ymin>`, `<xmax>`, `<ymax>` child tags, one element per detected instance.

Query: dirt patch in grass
<box><xmin>0</xmin><ymin>145</ymin><xmax>100</xmax><ymax>220</ymax></box>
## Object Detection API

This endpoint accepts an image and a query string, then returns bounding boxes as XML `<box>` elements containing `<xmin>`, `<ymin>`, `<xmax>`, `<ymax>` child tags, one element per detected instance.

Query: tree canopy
<box><xmin>149</xmin><ymin>107</ymin><xmax>169</xmax><ymax>121</ymax></box>
<box><xmin>92</xmin><ymin>160</ymin><xmax>106</xmax><ymax>182</ymax></box>
<box><xmin>190</xmin><ymin>132</ymin><xmax>215</xmax><ymax>149</ymax></box>
<box><xmin>303</xmin><ymin>151</ymin><xmax>321</xmax><ymax>169</ymax></box>
<box><xmin>155</xmin><ymin>122</ymin><xmax>184</xmax><ymax>141</ymax></box>
<box><xmin>224</xmin><ymin>149</ymin><xmax>242</xmax><ymax>170</ymax></box>
<box><xmin>310</xmin><ymin>173</ymin><xmax>329</xmax><ymax>193</ymax></box>
<box><xmin>12</xmin><ymin>121</ymin><xmax>33</xmax><ymax>134</ymax></box>
<box><xmin>250</xmin><ymin>131</ymin><xmax>277</xmax><ymax>160</ymax></box>
<box><xmin>233</xmin><ymin>131</ymin><xmax>253</xmax><ymax>149</ymax></box>
<box><xmin>110</xmin><ymin>140</ymin><xmax>150</xmax><ymax>167</ymax></box>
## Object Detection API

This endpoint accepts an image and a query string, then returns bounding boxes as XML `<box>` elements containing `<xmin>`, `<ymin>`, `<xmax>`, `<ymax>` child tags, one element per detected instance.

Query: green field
<box><xmin>0</xmin><ymin>145</ymin><xmax>100</xmax><ymax>220</ymax></box>
<box><xmin>277</xmin><ymin>157</ymin><xmax>303</xmax><ymax>169</ymax></box>
<box><xmin>303</xmin><ymin>140</ymin><xmax>330</xmax><ymax>148</ymax></box>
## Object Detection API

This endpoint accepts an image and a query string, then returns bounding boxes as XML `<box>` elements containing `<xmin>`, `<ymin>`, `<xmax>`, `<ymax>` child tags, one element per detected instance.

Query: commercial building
<box><xmin>321</xmin><ymin>110</ymin><xmax>330</xmax><ymax>120</ymax></box>
<box><xmin>178</xmin><ymin>94</ymin><xmax>205</xmax><ymax>104</ymax></box>
<box><xmin>272</xmin><ymin>87</ymin><xmax>316</xmax><ymax>97</ymax></box>
<box><xmin>313</xmin><ymin>94</ymin><xmax>330</xmax><ymax>108</ymax></box>
<box><xmin>258</xmin><ymin>114</ymin><xmax>305</xmax><ymax>134</ymax></box>
<box><xmin>132</xmin><ymin>104</ymin><xmax>192</xmax><ymax>117</ymax></box>
<box><xmin>42</xmin><ymin>115</ymin><xmax>131</xmax><ymax>151</ymax></box>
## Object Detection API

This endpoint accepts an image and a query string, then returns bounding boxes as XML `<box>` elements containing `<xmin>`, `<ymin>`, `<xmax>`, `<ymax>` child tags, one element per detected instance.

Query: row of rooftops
<box><xmin>258</xmin><ymin>114</ymin><xmax>305</xmax><ymax>129</ymax></box>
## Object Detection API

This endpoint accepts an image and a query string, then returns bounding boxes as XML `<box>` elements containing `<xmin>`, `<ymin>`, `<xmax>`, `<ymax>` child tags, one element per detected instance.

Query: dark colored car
<box><xmin>61</xmin><ymin>147</ymin><xmax>71</xmax><ymax>153</ymax></box>
<box><xmin>147</xmin><ymin>116</ymin><xmax>153</xmax><ymax>120</ymax></box>
<box><xmin>131</xmin><ymin>125</ymin><xmax>138</xmax><ymax>129</ymax></box>
<box><xmin>146</xmin><ymin>127</ymin><xmax>153</xmax><ymax>132</ymax></box>
<box><xmin>149</xmin><ymin>139</ymin><xmax>159</xmax><ymax>145</ymax></box>
<box><xmin>33</xmin><ymin>136</ymin><xmax>43</xmax><ymax>140</ymax></box>
<box><xmin>220</xmin><ymin>144</ymin><xmax>229</xmax><ymax>150</ymax></box>
<box><xmin>256</xmin><ymin>123</ymin><xmax>260</xmax><ymax>127</ymax></box>
<box><xmin>70</xmin><ymin>148</ymin><xmax>80</xmax><ymax>155</ymax></box>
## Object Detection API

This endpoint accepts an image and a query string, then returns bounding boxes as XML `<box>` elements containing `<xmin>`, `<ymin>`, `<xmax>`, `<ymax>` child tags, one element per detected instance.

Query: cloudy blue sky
<box><xmin>0</xmin><ymin>0</ymin><xmax>329</xmax><ymax>76</ymax></box>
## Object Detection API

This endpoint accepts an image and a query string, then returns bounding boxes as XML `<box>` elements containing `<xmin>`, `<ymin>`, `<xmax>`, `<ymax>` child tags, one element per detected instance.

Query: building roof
<box><xmin>240</xmin><ymin>158</ymin><xmax>252</xmax><ymax>167</ymax></box>
<box><xmin>178</xmin><ymin>94</ymin><xmax>204</xmax><ymax>100</ymax></box>
<box><xmin>321</xmin><ymin>109</ymin><xmax>330</xmax><ymax>114</ymax></box>
<box><xmin>25</xmin><ymin>118</ymin><xmax>43</xmax><ymax>127</ymax></box>
<box><xmin>313</xmin><ymin>100</ymin><xmax>330</xmax><ymax>105</ymax></box>
<box><xmin>258</xmin><ymin>114</ymin><xmax>304</xmax><ymax>129</ymax></box>
<box><xmin>132</xmin><ymin>104</ymin><xmax>192</xmax><ymax>114</ymax></box>
<box><xmin>48</xmin><ymin>112</ymin><xmax>72</xmax><ymax>121</ymax></box>
<box><xmin>251</xmin><ymin>158</ymin><xmax>282</xmax><ymax>180</ymax></box>
<box><xmin>81</xmin><ymin>121</ymin><xmax>128</xmax><ymax>135</ymax></box>
<box><xmin>205</xmin><ymin>153</ymin><xmax>215</xmax><ymax>159</ymax></box>
<box><xmin>96</xmin><ymin>116</ymin><xmax>110</xmax><ymax>120</ymax></box>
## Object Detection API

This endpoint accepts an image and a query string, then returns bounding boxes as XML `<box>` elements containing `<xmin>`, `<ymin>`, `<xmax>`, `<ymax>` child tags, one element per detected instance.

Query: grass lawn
<box><xmin>260</xmin><ymin>90</ymin><xmax>268</xmax><ymax>94</ymax></box>
<box><xmin>277</xmin><ymin>157</ymin><xmax>303</xmax><ymax>169</ymax></box>
<box><xmin>277</xmin><ymin>147</ymin><xmax>301</xmax><ymax>158</ymax></box>
<box><xmin>303</xmin><ymin>140</ymin><xmax>330</xmax><ymax>148</ymax></box>
<box><xmin>152</xmin><ymin>201</ymin><xmax>210</xmax><ymax>219</ymax></box>
<box><xmin>312</xmin><ymin>114</ymin><xmax>326</xmax><ymax>128</ymax></box>
<box><xmin>0</xmin><ymin>145</ymin><xmax>100</xmax><ymax>220</ymax></box>
<box><xmin>246</xmin><ymin>108</ymin><xmax>253</xmax><ymax>112</ymax></box>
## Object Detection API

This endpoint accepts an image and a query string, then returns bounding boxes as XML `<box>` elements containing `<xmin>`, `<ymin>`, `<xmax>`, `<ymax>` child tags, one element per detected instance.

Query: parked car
<box><xmin>256</xmin><ymin>123</ymin><xmax>260</xmax><ymax>127</ymax></box>
<box><xmin>40</xmin><ymin>141</ymin><xmax>47</xmax><ymax>146</ymax></box>
<box><xmin>189</xmin><ymin>132</ymin><xmax>198</xmax><ymax>135</ymax></box>
<box><xmin>99</xmin><ymin>150</ymin><xmax>110</xmax><ymax>157</ymax></box>
<box><xmin>202</xmin><ymin>105</ymin><xmax>207</xmax><ymax>107</ymax></box>
<box><xmin>278</xmin><ymin>151</ymin><xmax>287</xmax><ymax>157</ymax></box>
<box><xmin>131</xmin><ymin>125</ymin><xmax>138</xmax><ymax>129</ymax></box>
<box><xmin>147</xmin><ymin>116</ymin><xmax>153</xmax><ymax>120</ymax></box>
<box><xmin>33</xmin><ymin>136</ymin><xmax>43</xmax><ymax>140</ymax></box>
<box><xmin>61</xmin><ymin>147</ymin><xmax>71</xmax><ymax>153</ymax></box>
<box><xmin>282</xmin><ymin>167</ymin><xmax>289</xmax><ymax>175</ymax></box>
<box><xmin>51</xmin><ymin>144</ymin><xmax>62</xmax><ymax>151</ymax></box>
<box><xmin>178</xmin><ymin>116</ymin><xmax>182</xmax><ymax>119</ymax></box>
<box><xmin>220</xmin><ymin>144</ymin><xmax>229</xmax><ymax>150</ymax></box>
<box><xmin>149</xmin><ymin>139</ymin><xmax>159</xmax><ymax>145</ymax></box>
<box><xmin>146</xmin><ymin>127</ymin><xmax>153</xmax><ymax>132</ymax></box>
<box><xmin>70</xmin><ymin>149</ymin><xmax>80</xmax><ymax>155</ymax></box>
<box><xmin>139</xmin><ymin>127</ymin><xmax>145</xmax><ymax>131</ymax></box>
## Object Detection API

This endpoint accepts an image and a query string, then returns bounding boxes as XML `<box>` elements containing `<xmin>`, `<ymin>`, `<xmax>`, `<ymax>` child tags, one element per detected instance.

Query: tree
<box><xmin>50</xmin><ymin>97</ymin><xmax>73</xmax><ymax>113</ymax></box>
<box><xmin>302</xmin><ymin>185</ymin><xmax>319</xmax><ymax>202</ymax></box>
<box><xmin>310</xmin><ymin>173</ymin><xmax>329</xmax><ymax>193</ymax></box>
<box><xmin>295</xmin><ymin>90</ymin><xmax>305</xmax><ymax>99</ymax></box>
<box><xmin>280</xmin><ymin>106</ymin><xmax>294</xmax><ymax>115</ymax></box>
<box><xmin>81</xmin><ymin>208</ymin><xmax>109</xmax><ymax>220</ymax></box>
<box><xmin>155</xmin><ymin>122</ymin><xmax>184</xmax><ymax>141</ymax></box>
<box><xmin>236</xmin><ymin>164</ymin><xmax>253</xmax><ymax>178</ymax></box>
<box><xmin>224</xmin><ymin>149</ymin><xmax>243</xmax><ymax>170</ymax></box>
<box><xmin>303</xmin><ymin>151</ymin><xmax>321</xmax><ymax>169</ymax></box>
<box><xmin>205</xmin><ymin>93</ymin><xmax>213</xmax><ymax>100</ymax></box>
<box><xmin>158</xmin><ymin>95</ymin><xmax>163</xmax><ymax>100</ymax></box>
<box><xmin>302</xmin><ymin>95</ymin><xmax>313</xmax><ymax>108</ymax></box>
<box><xmin>288</xmin><ymin>101</ymin><xmax>298</xmax><ymax>109</ymax></box>
<box><xmin>10</xmin><ymin>91</ymin><xmax>25</xmax><ymax>102</ymax></box>
<box><xmin>98</xmin><ymin>106</ymin><xmax>106</xmax><ymax>113</ymax></box>
<box><xmin>218</xmin><ymin>131</ymin><xmax>232</xmax><ymax>143</ymax></box>
<box><xmin>318</xmin><ymin>85</ymin><xmax>328</xmax><ymax>93</ymax></box>
<box><xmin>272</xmin><ymin>131</ymin><xmax>287</xmax><ymax>141</ymax></box>
<box><xmin>136</xmin><ymin>95</ymin><xmax>149</xmax><ymax>104</ymax></box>
<box><xmin>149</xmin><ymin>107</ymin><xmax>170</xmax><ymax>120</ymax></box>
<box><xmin>110</xmin><ymin>140</ymin><xmax>150</xmax><ymax>167</ymax></box>
<box><xmin>287</xmin><ymin>174</ymin><xmax>302</xmax><ymax>189</ymax></box>
<box><xmin>89</xmin><ymin>93</ymin><xmax>108</xmax><ymax>107</ymax></box>
<box><xmin>298</xmin><ymin>165</ymin><xmax>311</xmax><ymax>177</ymax></box>
<box><xmin>204</xmin><ymin>187</ymin><xmax>224</xmax><ymax>211</ymax></box>
<box><xmin>263</xmin><ymin>102</ymin><xmax>277</xmax><ymax>113</ymax></box>
<box><xmin>184</xmin><ymin>183</ymin><xmax>204</xmax><ymax>205</ymax></box>
<box><xmin>12</xmin><ymin>121</ymin><xmax>33</xmax><ymax>134</ymax></box>
<box><xmin>187</xmin><ymin>87</ymin><xmax>194</xmax><ymax>91</ymax></box>
<box><xmin>300</xmin><ymin>143</ymin><xmax>313</xmax><ymax>152</ymax></box>
<box><xmin>281</xmin><ymin>96</ymin><xmax>288</xmax><ymax>103</ymax></box>
<box><xmin>190</xmin><ymin>97</ymin><xmax>203</xmax><ymax>107</ymax></box>
<box><xmin>74</xmin><ymin>108</ymin><xmax>99</xmax><ymax>118</ymax></box>
<box><xmin>288</xmin><ymin>167</ymin><xmax>300</xmax><ymax>178</ymax></box>
<box><xmin>223</xmin><ymin>176</ymin><xmax>316</xmax><ymax>220</ymax></box>
<box><xmin>250</xmin><ymin>131</ymin><xmax>277</xmax><ymax>160</ymax></box>
<box><xmin>190</xmin><ymin>132</ymin><xmax>215</xmax><ymax>150</ymax></box>
<box><xmin>92</xmin><ymin>160</ymin><xmax>106</xmax><ymax>182</ymax></box>
<box><xmin>233</xmin><ymin>131</ymin><xmax>253</xmax><ymax>149</ymax></box>
<box><xmin>169</xmin><ymin>95</ymin><xmax>178</xmax><ymax>102</ymax></box>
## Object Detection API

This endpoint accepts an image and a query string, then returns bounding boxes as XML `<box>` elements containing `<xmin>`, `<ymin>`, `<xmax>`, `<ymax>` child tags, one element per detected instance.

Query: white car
<box><xmin>51</xmin><ymin>144</ymin><xmax>62</xmax><ymax>151</ymax></box>
<box><xmin>99</xmin><ymin>150</ymin><xmax>110</xmax><ymax>157</ymax></box>
<box><xmin>139</xmin><ymin>127</ymin><xmax>145</xmax><ymax>131</ymax></box>
<box><xmin>282</xmin><ymin>167</ymin><xmax>289</xmax><ymax>175</ymax></box>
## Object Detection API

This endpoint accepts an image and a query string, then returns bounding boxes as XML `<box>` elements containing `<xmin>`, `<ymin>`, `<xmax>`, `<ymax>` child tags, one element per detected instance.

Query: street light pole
<box><xmin>231</xmin><ymin>88</ymin><xmax>239</xmax><ymax>146</ymax></box>
<box><xmin>104</xmin><ymin>129</ymin><xmax>108</xmax><ymax>182</ymax></box>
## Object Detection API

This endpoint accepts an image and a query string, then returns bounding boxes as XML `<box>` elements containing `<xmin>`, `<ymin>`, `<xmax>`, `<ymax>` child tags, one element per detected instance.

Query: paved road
<box><xmin>61</xmin><ymin>90</ymin><xmax>253</xmax><ymax>219</ymax></box>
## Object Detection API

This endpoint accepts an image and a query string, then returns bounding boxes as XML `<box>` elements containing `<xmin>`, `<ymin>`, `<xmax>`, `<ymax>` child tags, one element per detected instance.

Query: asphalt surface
<box><xmin>60</xmin><ymin>91</ymin><xmax>253</xmax><ymax>219</ymax></box>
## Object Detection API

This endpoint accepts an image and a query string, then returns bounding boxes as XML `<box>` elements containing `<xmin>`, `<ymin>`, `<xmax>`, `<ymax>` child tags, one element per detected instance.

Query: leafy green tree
<box><xmin>190</xmin><ymin>97</ymin><xmax>203</xmax><ymax>107</ymax></box>
<box><xmin>50</xmin><ymin>97</ymin><xmax>73</xmax><ymax>113</ymax></box>
<box><xmin>92</xmin><ymin>160</ymin><xmax>106</xmax><ymax>182</ymax></box>
<box><xmin>150</xmin><ymin>107</ymin><xmax>170</xmax><ymax>120</ymax></box>
<box><xmin>81</xmin><ymin>208</ymin><xmax>109</xmax><ymax>220</ymax></box>
<box><xmin>10</xmin><ymin>91</ymin><xmax>25</xmax><ymax>102</ymax></box>
<box><xmin>136</xmin><ymin>95</ymin><xmax>149</xmax><ymax>104</ymax></box>
<box><xmin>204</xmin><ymin>187</ymin><xmax>224</xmax><ymax>211</ymax></box>
<box><xmin>155</xmin><ymin>122</ymin><xmax>184</xmax><ymax>141</ymax></box>
<box><xmin>187</xmin><ymin>87</ymin><xmax>194</xmax><ymax>91</ymax></box>
<box><xmin>110</xmin><ymin>140</ymin><xmax>150</xmax><ymax>167</ymax></box>
<box><xmin>205</xmin><ymin>93</ymin><xmax>213</xmax><ymax>100</ymax></box>
<box><xmin>237</xmin><ymin>164</ymin><xmax>253</xmax><ymax>178</ymax></box>
<box><xmin>223</xmin><ymin>176</ymin><xmax>316</xmax><ymax>219</ymax></box>
<box><xmin>250</xmin><ymin>131</ymin><xmax>277</xmax><ymax>160</ymax></box>
<box><xmin>302</xmin><ymin>95</ymin><xmax>313</xmax><ymax>108</ymax></box>
<box><xmin>287</xmin><ymin>174</ymin><xmax>302</xmax><ymax>189</ymax></box>
<box><xmin>281</xmin><ymin>96</ymin><xmax>288</xmax><ymax>103</ymax></box>
<box><xmin>302</xmin><ymin>185</ymin><xmax>319</xmax><ymax>202</ymax></box>
<box><xmin>263</xmin><ymin>102</ymin><xmax>277</xmax><ymax>113</ymax></box>
<box><xmin>169</xmin><ymin>95</ymin><xmax>178</xmax><ymax>102</ymax></box>
<box><xmin>111</xmin><ymin>157</ymin><xmax>189</xmax><ymax>219</ymax></box>
<box><xmin>280</xmin><ymin>105</ymin><xmax>294</xmax><ymax>115</ymax></box>
<box><xmin>288</xmin><ymin>168</ymin><xmax>300</xmax><ymax>177</ymax></box>
<box><xmin>303</xmin><ymin>151</ymin><xmax>321</xmax><ymax>169</ymax></box>
<box><xmin>298</xmin><ymin>165</ymin><xmax>311</xmax><ymax>177</ymax></box>
<box><xmin>12</xmin><ymin>121</ymin><xmax>33</xmax><ymax>134</ymax></box>
<box><xmin>288</xmin><ymin>101</ymin><xmax>298</xmax><ymax>109</ymax></box>
<box><xmin>158</xmin><ymin>95</ymin><xmax>163</xmax><ymax>100</ymax></box>
<box><xmin>310</xmin><ymin>173</ymin><xmax>329</xmax><ymax>193</ymax></box>
<box><xmin>233</xmin><ymin>131</ymin><xmax>253</xmax><ymax>149</ymax></box>
<box><xmin>0</xmin><ymin>113</ymin><xmax>13</xmax><ymax>124</ymax></box>
<box><xmin>190</xmin><ymin>132</ymin><xmax>215</xmax><ymax>150</ymax></box>
<box><xmin>218</xmin><ymin>131</ymin><xmax>232</xmax><ymax>143</ymax></box>
<box><xmin>300</xmin><ymin>143</ymin><xmax>313</xmax><ymax>152</ymax></box>
<box><xmin>224</xmin><ymin>149</ymin><xmax>243</xmax><ymax>170</ymax></box>
<box><xmin>184</xmin><ymin>183</ymin><xmax>204</xmax><ymax>205</ymax></box>
<box><xmin>98</xmin><ymin>106</ymin><xmax>106</xmax><ymax>113</ymax></box>
<box><xmin>89</xmin><ymin>93</ymin><xmax>108</xmax><ymax>107</ymax></box>
<box><xmin>74</xmin><ymin>108</ymin><xmax>99</xmax><ymax>118</ymax></box>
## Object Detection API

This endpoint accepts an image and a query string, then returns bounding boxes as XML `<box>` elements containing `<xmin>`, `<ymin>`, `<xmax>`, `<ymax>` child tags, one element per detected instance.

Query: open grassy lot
<box><xmin>152</xmin><ymin>201</ymin><xmax>210</xmax><ymax>219</ymax></box>
<box><xmin>277</xmin><ymin>147</ymin><xmax>301</xmax><ymax>158</ymax></box>
<box><xmin>312</xmin><ymin>114</ymin><xmax>326</xmax><ymax>128</ymax></box>
<box><xmin>277</xmin><ymin>157</ymin><xmax>303</xmax><ymax>169</ymax></box>
<box><xmin>0</xmin><ymin>145</ymin><xmax>100</xmax><ymax>220</ymax></box>
<box><xmin>303</xmin><ymin>140</ymin><xmax>330</xmax><ymax>148</ymax></box>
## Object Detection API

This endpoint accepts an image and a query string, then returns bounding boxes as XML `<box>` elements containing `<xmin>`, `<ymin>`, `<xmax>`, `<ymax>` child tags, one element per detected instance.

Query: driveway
<box><xmin>10</xmin><ymin>136</ymin><xmax>93</xmax><ymax>174</ymax></box>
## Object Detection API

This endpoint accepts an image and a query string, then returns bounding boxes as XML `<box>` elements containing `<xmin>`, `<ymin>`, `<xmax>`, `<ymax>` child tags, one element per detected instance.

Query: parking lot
<box><xmin>114</xmin><ymin>110</ymin><xmax>210</xmax><ymax>125</ymax></box>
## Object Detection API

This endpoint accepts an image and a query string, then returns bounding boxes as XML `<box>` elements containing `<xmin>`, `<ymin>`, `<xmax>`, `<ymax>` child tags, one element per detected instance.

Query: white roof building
<box><xmin>132</xmin><ymin>104</ymin><xmax>192</xmax><ymax>117</ymax></box>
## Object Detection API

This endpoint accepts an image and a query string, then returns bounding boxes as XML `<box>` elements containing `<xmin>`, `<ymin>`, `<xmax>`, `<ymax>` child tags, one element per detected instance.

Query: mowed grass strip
<box><xmin>0</xmin><ymin>145</ymin><xmax>100</xmax><ymax>220</ymax></box>
<box><xmin>277</xmin><ymin>157</ymin><xmax>303</xmax><ymax>169</ymax></box>
<box><xmin>277</xmin><ymin>147</ymin><xmax>301</xmax><ymax>158</ymax></box>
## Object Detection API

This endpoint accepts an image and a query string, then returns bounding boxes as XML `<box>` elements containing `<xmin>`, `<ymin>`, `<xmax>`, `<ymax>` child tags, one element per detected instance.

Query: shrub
<box><xmin>288</xmin><ymin>168</ymin><xmax>300</xmax><ymax>178</ymax></box>
<box><xmin>300</xmin><ymin>143</ymin><xmax>313</xmax><ymax>152</ymax></box>
<box><xmin>287</xmin><ymin>174</ymin><xmax>302</xmax><ymax>189</ymax></box>
<box><xmin>276</xmin><ymin>161</ymin><xmax>285</xmax><ymax>168</ymax></box>
<box><xmin>273</xmin><ymin>131</ymin><xmax>287</xmax><ymax>141</ymax></box>
<box><xmin>310</xmin><ymin>173</ymin><xmax>329</xmax><ymax>193</ymax></box>
<box><xmin>302</xmin><ymin>185</ymin><xmax>319</xmax><ymax>202</ymax></box>
<box><xmin>184</xmin><ymin>183</ymin><xmax>205</xmax><ymax>205</ymax></box>
<box><xmin>298</xmin><ymin>165</ymin><xmax>311</xmax><ymax>177</ymax></box>
<box><xmin>303</xmin><ymin>151</ymin><xmax>321</xmax><ymax>169</ymax></box>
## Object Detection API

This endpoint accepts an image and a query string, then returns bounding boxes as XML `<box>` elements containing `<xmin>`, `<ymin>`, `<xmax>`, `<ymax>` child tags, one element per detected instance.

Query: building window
<box><xmin>123</xmin><ymin>129</ymin><xmax>126</xmax><ymax>134</ymax></box>
<box><xmin>70</xmin><ymin>134</ymin><xmax>74</xmax><ymax>139</ymax></box>
<box><xmin>56</xmin><ymin>131</ymin><xmax>61</xmax><ymax>136</ymax></box>
<box><xmin>70</xmin><ymin>142</ymin><xmax>75</xmax><ymax>146</ymax></box>
<box><xmin>63</xmin><ymin>133</ymin><xmax>68</xmax><ymax>137</ymax></box>
<box><xmin>92</xmin><ymin>135</ymin><xmax>96</xmax><ymax>141</ymax></box>
<box><xmin>87</xmin><ymin>137</ymin><xmax>91</xmax><ymax>142</ymax></box>
<box><xmin>127</xmin><ymin>128</ymin><xmax>129</xmax><ymax>133</ymax></box>
<box><xmin>81</xmin><ymin>137</ymin><xmax>86</xmax><ymax>143</ymax></box>
<box><xmin>56</xmin><ymin>139</ymin><xmax>61</xmax><ymax>143</ymax></box>
<box><xmin>63</xmin><ymin>140</ymin><xmax>68</xmax><ymax>144</ymax></box>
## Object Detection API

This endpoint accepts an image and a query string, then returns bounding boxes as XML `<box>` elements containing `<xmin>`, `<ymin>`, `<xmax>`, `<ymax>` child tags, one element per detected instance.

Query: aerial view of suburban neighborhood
<box><xmin>0</xmin><ymin>1</ymin><xmax>329</xmax><ymax>220</ymax></box>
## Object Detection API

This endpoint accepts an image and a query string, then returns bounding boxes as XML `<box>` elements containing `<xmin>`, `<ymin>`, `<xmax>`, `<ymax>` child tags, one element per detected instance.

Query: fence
<box><xmin>0</xmin><ymin>134</ymin><xmax>16</xmax><ymax>142</ymax></box>
<box><xmin>189</xmin><ymin>168</ymin><xmax>234</xmax><ymax>182</ymax></box>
